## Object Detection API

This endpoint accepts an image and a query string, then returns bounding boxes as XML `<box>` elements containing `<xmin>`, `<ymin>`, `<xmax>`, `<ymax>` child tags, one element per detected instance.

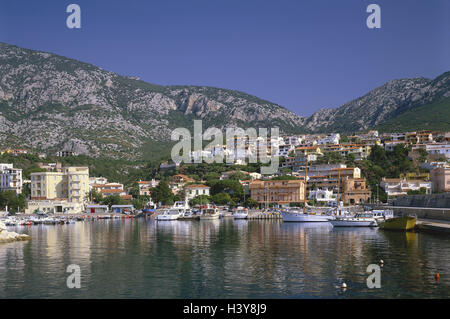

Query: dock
<box><xmin>415</xmin><ymin>219</ymin><xmax>450</xmax><ymax>235</ymax></box>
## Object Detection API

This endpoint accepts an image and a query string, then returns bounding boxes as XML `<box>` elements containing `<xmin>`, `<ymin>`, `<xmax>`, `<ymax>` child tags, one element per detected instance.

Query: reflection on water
<box><xmin>0</xmin><ymin>219</ymin><xmax>449</xmax><ymax>298</ymax></box>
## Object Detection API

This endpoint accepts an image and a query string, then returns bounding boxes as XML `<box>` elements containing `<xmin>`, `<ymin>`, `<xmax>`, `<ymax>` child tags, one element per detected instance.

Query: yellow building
<box><xmin>249</xmin><ymin>179</ymin><xmax>305</xmax><ymax>207</ymax></box>
<box><xmin>30</xmin><ymin>166</ymin><xmax>89</xmax><ymax>203</ymax></box>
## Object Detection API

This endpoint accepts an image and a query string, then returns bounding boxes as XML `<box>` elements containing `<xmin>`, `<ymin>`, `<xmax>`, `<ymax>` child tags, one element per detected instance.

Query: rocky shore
<box><xmin>0</xmin><ymin>221</ymin><xmax>31</xmax><ymax>243</ymax></box>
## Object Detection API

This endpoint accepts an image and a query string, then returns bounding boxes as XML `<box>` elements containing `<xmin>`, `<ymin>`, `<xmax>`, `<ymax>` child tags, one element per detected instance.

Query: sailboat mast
<box><xmin>336</xmin><ymin>169</ymin><xmax>341</xmax><ymax>213</ymax></box>
<box><xmin>304</xmin><ymin>154</ymin><xmax>308</xmax><ymax>214</ymax></box>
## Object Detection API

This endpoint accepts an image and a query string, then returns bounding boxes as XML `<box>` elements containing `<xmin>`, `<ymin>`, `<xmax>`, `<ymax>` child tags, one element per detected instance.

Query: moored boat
<box><xmin>199</xmin><ymin>205</ymin><xmax>220</xmax><ymax>220</ymax></box>
<box><xmin>378</xmin><ymin>216</ymin><xmax>416</xmax><ymax>231</ymax></box>
<box><xmin>233</xmin><ymin>207</ymin><xmax>248</xmax><ymax>219</ymax></box>
<box><xmin>156</xmin><ymin>209</ymin><xmax>183</xmax><ymax>221</ymax></box>
<box><xmin>281</xmin><ymin>210</ymin><xmax>334</xmax><ymax>222</ymax></box>
<box><xmin>330</xmin><ymin>212</ymin><xmax>378</xmax><ymax>227</ymax></box>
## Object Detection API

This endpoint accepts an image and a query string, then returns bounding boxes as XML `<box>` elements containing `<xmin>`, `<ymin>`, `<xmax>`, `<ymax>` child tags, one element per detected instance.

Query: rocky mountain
<box><xmin>305</xmin><ymin>72</ymin><xmax>450</xmax><ymax>133</ymax></box>
<box><xmin>0</xmin><ymin>42</ymin><xmax>448</xmax><ymax>160</ymax></box>
<box><xmin>0</xmin><ymin>42</ymin><xmax>306</xmax><ymax>160</ymax></box>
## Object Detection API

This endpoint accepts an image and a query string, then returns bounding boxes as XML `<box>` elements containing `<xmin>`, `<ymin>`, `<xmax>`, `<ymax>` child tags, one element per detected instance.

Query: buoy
<box><xmin>380</xmin><ymin>259</ymin><xmax>384</xmax><ymax>264</ymax></box>
<box><xmin>341</xmin><ymin>283</ymin><xmax>347</xmax><ymax>289</ymax></box>
<box><xmin>435</xmin><ymin>273</ymin><xmax>440</xmax><ymax>282</ymax></box>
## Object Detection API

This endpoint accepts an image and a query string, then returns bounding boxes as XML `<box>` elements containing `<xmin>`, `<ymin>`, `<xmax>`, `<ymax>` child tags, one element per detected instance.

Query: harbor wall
<box><xmin>390</xmin><ymin>207</ymin><xmax>450</xmax><ymax>221</ymax></box>
<box><xmin>392</xmin><ymin>193</ymin><xmax>450</xmax><ymax>209</ymax></box>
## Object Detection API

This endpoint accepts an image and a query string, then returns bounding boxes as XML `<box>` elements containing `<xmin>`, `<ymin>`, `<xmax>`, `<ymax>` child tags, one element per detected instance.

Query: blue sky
<box><xmin>0</xmin><ymin>0</ymin><xmax>448</xmax><ymax>116</ymax></box>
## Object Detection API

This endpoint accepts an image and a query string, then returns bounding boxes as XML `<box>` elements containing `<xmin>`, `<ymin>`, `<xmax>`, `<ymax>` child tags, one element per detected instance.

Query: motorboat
<box><xmin>199</xmin><ymin>205</ymin><xmax>220</xmax><ymax>220</ymax></box>
<box><xmin>233</xmin><ymin>207</ymin><xmax>248</xmax><ymax>219</ymax></box>
<box><xmin>179</xmin><ymin>209</ymin><xmax>200</xmax><ymax>220</ymax></box>
<box><xmin>156</xmin><ymin>208</ymin><xmax>183</xmax><ymax>221</ymax></box>
<box><xmin>330</xmin><ymin>212</ymin><xmax>378</xmax><ymax>227</ymax></box>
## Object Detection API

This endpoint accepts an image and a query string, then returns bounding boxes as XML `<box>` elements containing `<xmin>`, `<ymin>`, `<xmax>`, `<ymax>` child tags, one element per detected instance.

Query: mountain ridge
<box><xmin>0</xmin><ymin>42</ymin><xmax>448</xmax><ymax>160</ymax></box>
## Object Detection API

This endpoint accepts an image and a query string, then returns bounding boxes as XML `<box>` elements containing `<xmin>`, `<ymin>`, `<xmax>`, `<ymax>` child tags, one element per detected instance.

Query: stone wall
<box><xmin>393</xmin><ymin>193</ymin><xmax>450</xmax><ymax>208</ymax></box>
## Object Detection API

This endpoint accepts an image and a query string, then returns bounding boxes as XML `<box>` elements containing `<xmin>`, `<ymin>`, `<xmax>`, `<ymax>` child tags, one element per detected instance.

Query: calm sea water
<box><xmin>0</xmin><ymin>218</ymin><xmax>449</xmax><ymax>299</ymax></box>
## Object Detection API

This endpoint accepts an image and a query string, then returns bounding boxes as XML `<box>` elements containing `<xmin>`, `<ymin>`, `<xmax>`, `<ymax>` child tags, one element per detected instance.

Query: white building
<box><xmin>284</xmin><ymin>135</ymin><xmax>304</xmax><ymax>146</ymax></box>
<box><xmin>384</xmin><ymin>140</ymin><xmax>406</xmax><ymax>152</ymax></box>
<box><xmin>317</xmin><ymin>133</ymin><xmax>340</xmax><ymax>145</ymax></box>
<box><xmin>185</xmin><ymin>184</ymin><xmax>210</xmax><ymax>201</ymax></box>
<box><xmin>0</xmin><ymin>164</ymin><xmax>23</xmax><ymax>194</ymax></box>
<box><xmin>426</xmin><ymin>143</ymin><xmax>450</xmax><ymax>159</ymax></box>
<box><xmin>380</xmin><ymin>178</ymin><xmax>432</xmax><ymax>197</ymax></box>
<box><xmin>308</xmin><ymin>189</ymin><xmax>336</xmax><ymax>202</ymax></box>
<box><xmin>278</xmin><ymin>144</ymin><xmax>295</xmax><ymax>157</ymax></box>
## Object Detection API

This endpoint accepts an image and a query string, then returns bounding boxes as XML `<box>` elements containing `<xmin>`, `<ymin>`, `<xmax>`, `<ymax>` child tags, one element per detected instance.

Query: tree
<box><xmin>211</xmin><ymin>193</ymin><xmax>232</xmax><ymax>205</ymax></box>
<box><xmin>151</xmin><ymin>180</ymin><xmax>174</xmax><ymax>205</ymax></box>
<box><xmin>102</xmin><ymin>195</ymin><xmax>126</xmax><ymax>206</ymax></box>
<box><xmin>128</xmin><ymin>182</ymin><xmax>140</xmax><ymax>198</ymax></box>
<box><xmin>210</xmin><ymin>180</ymin><xmax>244</xmax><ymax>202</ymax></box>
<box><xmin>316</xmin><ymin>151</ymin><xmax>344</xmax><ymax>164</ymax></box>
<box><xmin>89</xmin><ymin>189</ymin><xmax>103</xmax><ymax>203</ymax></box>
<box><xmin>407</xmin><ymin>187</ymin><xmax>427</xmax><ymax>195</ymax></box>
<box><xmin>345</xmin><ymin>153</ymin><xmax>356</xmax><ymax>167</ymax></box>
<box><xmin>228</xmin><ymin>171</ymin><xmax>247</xmax><ymax>181</ymax></box>
<box><xmin>245</xmin><ymin>198</ymin><xmax>258</xmax><ymax>208</ymax></box>
<box><xmin>0</xmin><ymin>191</ymin><xmax>26</xmax><ymax>213</ymax></box>
<box><xmin>189</xmin><ymin>195</ymin><xmax>211</xmax><ymax>206</ymax></box>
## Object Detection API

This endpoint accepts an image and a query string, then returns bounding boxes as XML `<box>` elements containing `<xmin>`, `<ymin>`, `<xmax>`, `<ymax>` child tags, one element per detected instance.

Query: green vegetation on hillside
<box><xmin>376</xmin><ymin>97</ymin><xmax>450</xmax><ymax>132</ymax></box>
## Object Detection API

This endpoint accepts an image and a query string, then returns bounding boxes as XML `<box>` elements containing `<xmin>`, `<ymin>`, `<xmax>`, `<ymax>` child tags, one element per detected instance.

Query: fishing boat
<box><xmin>330</xmin><ymin>212</ymin><xmax>378</xmax><ymax>227</ymax></box>
<box><xmin>156</xmin><ymin>208</ymin><xmax>183</xmax><ymax>221</ymax></box>
<box><xmin>233</xmin><ymin>207</ymin><xmax>248</xmax><ymax>219</ymax></box>
<box><xmin>378</xmin><ymin>216</ymin><xmax>417</xmax><ymax>231</ymax></box>
<box><xmin>199</xmin><ymin>205</ymin><xmax>220</xmax><ymax>220</ymax></box>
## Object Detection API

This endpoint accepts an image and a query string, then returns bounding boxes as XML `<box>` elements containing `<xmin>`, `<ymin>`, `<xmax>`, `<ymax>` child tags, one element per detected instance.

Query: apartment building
<box><xmin>292</xmin><ymin>146</ymin><xmax>322</xmax><ymax>170</ymax></box>
<box><xmin>384</xmin><ymin>140</ymin><xmax>406</xmax><ymax>152</ymax></box>
<box><xmin>430</xmin><ymin>167</ymin><xmax>450</xmax><ymax>193</ymax></box>
<box><xmin>0</xmin><ymin>164</ymin><xmax>23</xmax><ymax>194</ymax></box>
<box><xmin>322</xmin><ymin>144</ymin><xmax>371</xmax><ymax>160</ymax></box>
<box><xmin>380</xmin><ymin>177</ymin><xmax>432</xmax><ymax>197</ymax></box>
<box><xmin>426</xmin><ymin>143</ymin><xmax>450</xmax><ymax>159</ymax></box>
<box><xmin>406</xmin><ymin>131</ymin><xmax>434</xmax><ymax>145</ymax></box>
<box><xmin>341</xmin><ymin>177</ymin><xmax>372</xmax><ymax>204</ymax></box>
<box><xmin>30</xmin><ymin>167</ymin><xmax>89</xmax><ymax>203</ymax></box>
<box><xmin>249</xmin><ymin>179</ymin><xmax>305</xmax><ymax>207</ymax></box>
<box><xmin>317</xmin><ymin>133</ymin><xmax>340</xmax><ymax>145</ymax></box>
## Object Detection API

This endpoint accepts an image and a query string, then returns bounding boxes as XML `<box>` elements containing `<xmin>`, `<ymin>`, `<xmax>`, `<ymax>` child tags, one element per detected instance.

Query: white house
<box><xmin>185</xmin><ymin>184</ymin><xmax>211</xmax><ymax>201</ymax></box>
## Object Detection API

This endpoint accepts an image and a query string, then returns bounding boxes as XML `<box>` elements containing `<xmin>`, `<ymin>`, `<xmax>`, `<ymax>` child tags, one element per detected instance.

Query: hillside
<box><xmin>0</xmin><ymin>42</ymin><xmax>306</xmax><ymax>160</ymax></box>
<box><xmin>376</xmin><ymin>97</ymin><xmax>450</xmax><ymax>133</ymax></box>
<box><xmin>0</xmin><ymin>42</ymin><xmax>448</xmax><ymax>161</ymax></box>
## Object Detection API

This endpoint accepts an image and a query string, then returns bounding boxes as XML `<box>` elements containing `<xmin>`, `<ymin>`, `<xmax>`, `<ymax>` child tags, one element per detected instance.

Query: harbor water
<box><xmin>0</xmin><ymin>218</ymin><xmax>449</xmax><ymax>298</ymax></box>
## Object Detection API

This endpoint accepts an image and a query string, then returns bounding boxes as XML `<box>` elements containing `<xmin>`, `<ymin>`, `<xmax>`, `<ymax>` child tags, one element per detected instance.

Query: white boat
<box><xmin>173</xmin><ymin>201</ymin><xmax>190</xmax><ymax>210</ymax></box>
<box><xmin>281</xmin><ymin>210</ymin><xmax>334</xmax><ymax>222</ymax></box>
<box><xmin>370</xmin><ymin>209</ymin><xmax>394</xmax><ymax>222</ymax></box>
<box><xmin>156</xmin><ymin>209</ymin><xmax>184</xmax><ymax>221</ymax></box>
<box><xmin>330</xmin><ymin>212</ymin><xmax>378</xmax><ymax>227</ymax></box>
<box><xmin>233</xmin><ymin>207</ymin><xmax>248</xmax><ymax>219</ymax></box>
<box><xmin>199</xmin><ymin>206</ymin><xmax>220</xmax><ymax>220</ymax></box>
